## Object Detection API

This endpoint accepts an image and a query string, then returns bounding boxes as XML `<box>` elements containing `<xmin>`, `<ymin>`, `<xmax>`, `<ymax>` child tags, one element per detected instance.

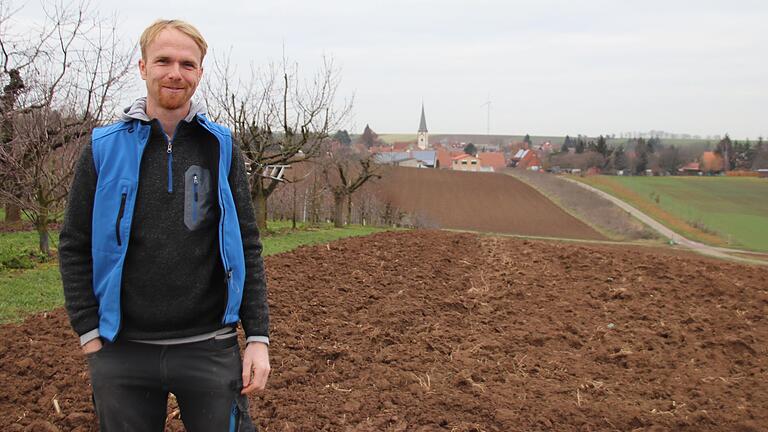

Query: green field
<box><xmin>0</xmin><ymin>222</ymin><xmax>391</xmax><ymax>323</ymax></box>
<box><xmin>377</xmin><ymin>134</ymin><xmax>417</xmax><ymax>144</ymax></box>
<box><xmin>578</xmin><ymin>176</ymin><xmax>768</xmax><ymax>252</ymax></box>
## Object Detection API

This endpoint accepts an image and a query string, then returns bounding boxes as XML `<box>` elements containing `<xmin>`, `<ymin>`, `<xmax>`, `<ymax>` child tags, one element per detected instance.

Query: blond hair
<box><xmin>140</xmin><ymin>19</ymin><xmax>208</xmax><ymax>61</ymax></box>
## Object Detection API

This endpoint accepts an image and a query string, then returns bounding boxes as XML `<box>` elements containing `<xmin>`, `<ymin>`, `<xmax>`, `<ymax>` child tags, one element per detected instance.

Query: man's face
<box><xmin>139</xmin><ymin>28</ymin><xmax>203</xmax><ymax>111</ymax></box>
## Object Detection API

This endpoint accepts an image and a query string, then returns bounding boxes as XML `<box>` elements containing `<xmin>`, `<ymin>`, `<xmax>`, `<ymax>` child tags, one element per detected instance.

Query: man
<box><xmin>59</xmin><ymin>19</ymin><xmax>269</xmax><ymax>431</ymax></box>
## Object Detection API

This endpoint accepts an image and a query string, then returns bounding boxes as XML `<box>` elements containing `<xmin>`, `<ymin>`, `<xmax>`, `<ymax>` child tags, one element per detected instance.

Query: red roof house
<box><xmin>478</xmin><ymin>152</ymin><xmax>506</xmax><ymax>171</ymax></box>
<box><xmin>393</xmin><ymin>141</ymin><xmax>412</xmax><ymax>151</ymax></box>
<box><xmin>451</xmin><ymin>153</ymin><xmax>482</xmax><ymax>171</ymax></box>
<box><xmin>511</xmin><ymin>149</ymin><xmax>543</xmax><ymax>170</ymax></box>
<box><xmin>679</xmin><ymin>162</ymin><xmax>702</xmax><ymax>175</ymax></box>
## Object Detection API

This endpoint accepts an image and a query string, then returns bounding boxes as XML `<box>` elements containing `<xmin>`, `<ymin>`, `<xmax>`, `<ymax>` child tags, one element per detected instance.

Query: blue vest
<box><xmin>90</xmin><ymin>115</ymin><xmax>246</xmax><ymax>342</ymax></box>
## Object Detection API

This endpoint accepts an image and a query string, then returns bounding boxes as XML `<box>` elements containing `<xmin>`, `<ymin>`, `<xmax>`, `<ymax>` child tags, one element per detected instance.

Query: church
<box><xmin>417</xmin><ymin>103</ymin><xmax>428</xmax><ymax>150</ymax></box>
<box><xmin>372</xmin><ymin>103</ymin><xmax>437</xmax><ymax>168</ymax></box>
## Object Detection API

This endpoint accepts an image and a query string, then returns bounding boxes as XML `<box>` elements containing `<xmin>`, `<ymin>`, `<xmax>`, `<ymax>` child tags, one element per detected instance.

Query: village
<box><xmin>354</xmin><ymin>105</ymin><xmax>768</xmax><ymax>178</ymax></box>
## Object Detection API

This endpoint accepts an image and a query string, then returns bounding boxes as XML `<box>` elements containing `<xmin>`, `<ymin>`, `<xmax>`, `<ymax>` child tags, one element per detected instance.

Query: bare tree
<box><xmin>322</xmin><ymin>145</ymin><xmax>381</xmax><ymax>228</ymax></box>
<box><xmin>0</xmin><ymin>1</ymin><xmax>134</xmax><ymax>254</ymax></box>
<box><xmin>204</xmin><ymin>52</ymin><xmax>352</xmax><ymax>231</ymax></box>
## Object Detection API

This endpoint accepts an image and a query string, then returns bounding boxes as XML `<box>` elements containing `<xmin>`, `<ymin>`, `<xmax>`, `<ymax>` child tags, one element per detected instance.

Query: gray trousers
<box><xmin>87</xmin><ymin>336</ymin><xmax>256</xmax><ymax>431</ymax></box>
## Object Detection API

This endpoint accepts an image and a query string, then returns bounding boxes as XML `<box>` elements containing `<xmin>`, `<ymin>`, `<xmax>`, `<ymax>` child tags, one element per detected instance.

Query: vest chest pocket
<box><xmin>184</xmin><ymin>166</ymin><xmax>213</xmax><ymax>231</ymax></box>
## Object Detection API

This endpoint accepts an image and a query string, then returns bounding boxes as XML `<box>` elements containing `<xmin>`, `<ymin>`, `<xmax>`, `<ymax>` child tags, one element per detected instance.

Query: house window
<box><xmin>461</xmin><ymin>160</ymin><xmax>467</xmax><ymax>165</ymax></box>
<box><xmin>471</xmin><ymin>160</ymin><xmax>477</xmax><ymax>165</ymax></box>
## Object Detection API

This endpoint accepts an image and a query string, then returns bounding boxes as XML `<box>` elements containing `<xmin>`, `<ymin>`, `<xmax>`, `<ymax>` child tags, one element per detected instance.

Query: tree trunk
<box><xmin>332</xmin><ymin>193</ymin><xmax>344</xmax><ymax>228</ymax></box>
<box><xmin>36</xmin><ymin>212</ymin><xmax>50</xmax><ymax>256</ymax></box>
<box><xmin>4</xmin><ymin>203</ymin><xmax>21</xmax><ymax>224</ymax></box>
<box><xmin>360</xmin><ymin>197</ymin><xmax>367</xmax><ymax>226</ymax></box>
<box><xmin>291</xmin><ymin>182</ymin><xmax>297</xmax><ymax>230</ymax></box>
<box><xmin>309</xmin><ymin>172</ymin><xmax>320</xmax><ymax>226</ymax></box>
<box><xmin>346</xmin><ymin>193</ymin><xmax>352</xmax><ymax>226</ymax></box>
<box><xmin>34</xmin><ymin>187</ymin><xmax>51</xmax><ymax>255</ymax></box>
<box><xmin>251</xmin><ymin>187</ymin><xmax>268</xmax><ymax>232</ymax></box>
<box><xmin>38</xmin><ymin>224</ymin><xmax>50</xmax><ymax>256</ymax></box>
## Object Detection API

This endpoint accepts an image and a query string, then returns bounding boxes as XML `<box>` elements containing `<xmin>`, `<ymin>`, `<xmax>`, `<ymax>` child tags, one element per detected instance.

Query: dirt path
<box><xmin>1</xmin><ymin>230</ymin><xmax>766</xmax><ymax>431</ymax></box>
<box><xmin>563</xmin><ymin>177</ymin><xmax>766</xmax><ymax>265</ymax></box>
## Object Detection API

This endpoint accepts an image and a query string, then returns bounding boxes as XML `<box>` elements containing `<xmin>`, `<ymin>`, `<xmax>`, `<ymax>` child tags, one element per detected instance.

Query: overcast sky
<box><xmin>12</xmin><ymin>0</ymin><xmax>768</xmax><ymax>138</ymax></box>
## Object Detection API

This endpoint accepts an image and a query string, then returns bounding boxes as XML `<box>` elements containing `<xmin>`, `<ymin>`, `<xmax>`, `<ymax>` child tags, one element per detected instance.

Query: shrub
<box><xmin>0</xmin><ymin>246</ymin><xmax>48</xmax><ymax>271</ymax></box>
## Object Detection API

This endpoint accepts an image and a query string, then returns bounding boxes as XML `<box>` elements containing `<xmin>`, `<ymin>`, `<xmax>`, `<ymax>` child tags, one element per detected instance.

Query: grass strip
<box><xmin>574</xmin><ymin>176</ymin><xmax>727</xmax><ymax>247</ymax></box>
<box><xmin>0</xmin><ymin>263</ymin><xmax>64</xmax><ymax>323</ymax></box>
<box><xmin>576</xmin><ymin>175</ymin><xmax>768</xmax><ymax>252</ymax></box>
<box><xmin>0</xmin><ymin>222</ymin><xmax>392</xmax><ymax>323</ymax></box>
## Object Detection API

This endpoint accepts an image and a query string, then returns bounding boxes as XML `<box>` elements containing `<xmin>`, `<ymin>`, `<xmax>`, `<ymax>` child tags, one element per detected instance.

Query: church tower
<box><xmin>417</xmin><ymin>104</ymin><xmax>428</xmax><ymax>150</ymax></box>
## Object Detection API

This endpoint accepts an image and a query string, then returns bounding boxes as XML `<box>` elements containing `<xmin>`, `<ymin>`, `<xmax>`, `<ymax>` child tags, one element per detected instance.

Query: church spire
<box><xmin>418</xmin><ymin>103</ymin><xmax>428</xmax><ymax>132</ymax></box>
<box><xmin>417</xmin><ymin>103</ymin><xmax>429</xmax><ymax>150</ymax></box>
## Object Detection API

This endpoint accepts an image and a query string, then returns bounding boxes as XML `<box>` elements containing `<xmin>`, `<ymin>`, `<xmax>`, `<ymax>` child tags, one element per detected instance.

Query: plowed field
<box><xmin>2</xmin><ymin>230</ymin><xmax>767</xmax><ymax>431</ymax></box>
<box><xmin>376</xmin><ymin>167</ymin><xmax>605</xmax><ymax>240</ymax></box>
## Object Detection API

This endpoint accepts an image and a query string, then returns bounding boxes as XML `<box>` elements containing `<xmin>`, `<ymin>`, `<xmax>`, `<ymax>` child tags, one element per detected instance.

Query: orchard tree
<box><xmin>204</xmin><ymin>53</ymin><xmax>352</xmax><ymax>231</ymax></box>
<box><xmin>322</xmin><ymin>146</ymin><xmax>381</xmax><ymax>228</ymax></box>
<box><xmin>0</xmin><ymin>2</ymin><xmax>133</xmax><ymax>254</ymax></box>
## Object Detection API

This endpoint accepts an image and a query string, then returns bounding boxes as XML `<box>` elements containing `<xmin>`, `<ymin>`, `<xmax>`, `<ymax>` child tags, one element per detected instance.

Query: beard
<box><xmin>155</xmin><ymin>86</ymin><xmax>195</xmax><ymax>110</ymax></box>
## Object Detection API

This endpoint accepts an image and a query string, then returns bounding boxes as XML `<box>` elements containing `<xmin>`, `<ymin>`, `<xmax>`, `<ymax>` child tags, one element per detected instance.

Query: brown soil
<box><xmin>375</xmin><ymin>167</ymin><xmax>606</xmax><ymax>241</ymax></box>
<box><xmin>504</xmin><ymin>169</ymin><xmax>660</xmax><ymax>241</ymax></box>
<box><xmin>2</xmin><ymin>230</ymin><xmax>767</xmax><ymax>431</ymax></box>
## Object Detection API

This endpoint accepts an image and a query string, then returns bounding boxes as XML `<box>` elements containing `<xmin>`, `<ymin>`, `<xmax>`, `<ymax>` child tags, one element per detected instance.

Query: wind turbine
<box><xmin>480</xmin><ymin>95</ymin><xmax>491</xmax><ymax>135</ymax></box>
